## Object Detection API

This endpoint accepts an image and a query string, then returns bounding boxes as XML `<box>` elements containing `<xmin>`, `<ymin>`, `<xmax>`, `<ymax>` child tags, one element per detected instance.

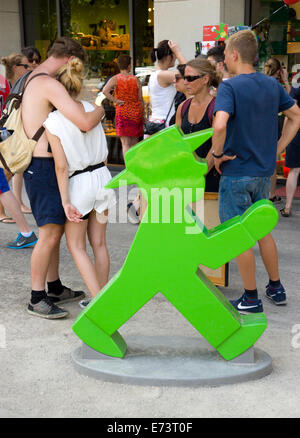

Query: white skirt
<box><xmin>69</xmin><ymin>166</ymin><xmax>116</xmax><ymax>217</ymax></box>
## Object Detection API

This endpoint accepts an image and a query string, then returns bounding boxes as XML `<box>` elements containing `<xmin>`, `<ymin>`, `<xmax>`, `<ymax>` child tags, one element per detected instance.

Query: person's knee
<box><xmin>39</xmin><ymin>225</ymin><xmax>64</xmax><ymax>247</ymax></box>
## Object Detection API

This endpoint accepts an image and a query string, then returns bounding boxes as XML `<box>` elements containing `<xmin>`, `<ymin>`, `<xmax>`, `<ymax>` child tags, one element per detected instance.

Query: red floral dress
<box><xmin>115</xmin><ymin>73</ymin><xmax>143</xmax><ymax>137</ymax></box>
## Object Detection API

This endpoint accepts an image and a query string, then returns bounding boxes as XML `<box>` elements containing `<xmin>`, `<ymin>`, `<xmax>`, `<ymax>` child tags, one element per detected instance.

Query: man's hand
<box><xmin>63</xmin><ymin>203</ymin><xmax>83</xmax><ymax>223</ymax></box>
<box><xmin>213</xmin><ymin>154</ymin><xmax>237</xmax><ymax>175</ymax></box>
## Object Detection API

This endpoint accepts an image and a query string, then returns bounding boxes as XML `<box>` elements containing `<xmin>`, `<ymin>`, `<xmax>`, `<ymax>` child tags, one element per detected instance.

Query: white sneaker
<box><xmin>79</xmin><ymin>299</ymin><xmax>91</xmax><ymax>309</ymax></box>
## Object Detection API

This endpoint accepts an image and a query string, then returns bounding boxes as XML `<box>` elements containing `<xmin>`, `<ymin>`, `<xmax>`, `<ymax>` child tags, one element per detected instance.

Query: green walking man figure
<box><xmin>73</xmin><ymin>125</ymin><xmax>278</xmax><ymax>361</ymax></box>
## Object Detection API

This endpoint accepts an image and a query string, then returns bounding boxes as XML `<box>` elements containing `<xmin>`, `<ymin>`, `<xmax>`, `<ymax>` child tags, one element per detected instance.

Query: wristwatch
<box><xmin>212</xmin><ymin>151</ymin><xmax>224</xmax><ymax>159</ymax></box>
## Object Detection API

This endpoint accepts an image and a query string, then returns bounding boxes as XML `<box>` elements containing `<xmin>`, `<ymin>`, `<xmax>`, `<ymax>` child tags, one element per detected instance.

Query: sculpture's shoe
<box><xmin>216</xmin><ymin>312</ymin><xmax>267</xmax><ymax>361</ymax></box>
<box><xmin>73</xmin><ymin>314</ymin><xmax>127</xmax><ymax>358</ymax></box>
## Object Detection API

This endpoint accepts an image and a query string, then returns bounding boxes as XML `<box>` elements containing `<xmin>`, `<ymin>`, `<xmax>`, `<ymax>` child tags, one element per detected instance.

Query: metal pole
<box><xmin>56</xmin><ymin>0</ymin><xmax>62</xmax><ymax>37</ymax></box>
<box><xmin>18</xmin><ymin>0</ymin><xmax>25</xmax><ymax>48</ymax></box>
<box><xmin>129</xmin><ymin>0</ymin><xmax>136</xmax><ymax>75</ymax></box>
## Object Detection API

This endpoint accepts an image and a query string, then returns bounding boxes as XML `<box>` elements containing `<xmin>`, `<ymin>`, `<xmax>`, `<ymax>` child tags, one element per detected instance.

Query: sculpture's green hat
<box><xmin>105</xmin><ymin>125</ymin><xmax>213</xmax><ymax>189</ymax></box>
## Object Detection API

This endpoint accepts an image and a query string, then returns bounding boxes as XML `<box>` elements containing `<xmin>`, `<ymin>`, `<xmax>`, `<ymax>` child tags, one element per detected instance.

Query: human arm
<box><xmin>102</xmin><ymin>75</ymin><xmax>124</xmax><ymax>106</ymax></box>
<box><xmin>277</xmin><ymin>103</ymin><xmax>300</xmax><ymax>156</ymax></box>
<box><xmin>45</xmin><ymin>78</ymin><xmax>104</xmax><ymax>132</ymax></box>
<box><xmin>280</xmin><ymin>67</ymin><xmax>291</xmax><ymax>95</ymax></box>
<box><xmin>212</xmin><ymin>111</ymin><xmax>236</xmax><ymax>174</ymax></box>
<box><xmin>45</xmin><ymin>128</ymin><xmax>83</xmax><ymax>223</ymax></box>
<box><xmin>157</xmin><ymin>41</ymin><xmax>187</xmax><ymax>87</ymax></box>
<box><xmin>168</xmin><ymin>40</ymin><xmax>186</xmax><ymax>65</ymax></box>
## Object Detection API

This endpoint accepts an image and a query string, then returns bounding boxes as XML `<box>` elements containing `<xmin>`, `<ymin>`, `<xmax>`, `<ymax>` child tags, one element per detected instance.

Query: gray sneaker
<box><xmin>47</xmin><ymin>286</ymin><xmax>85</xmax><ymax>304</ymax></box>
<box><xmin>7</xmin><ymin>232</ymin><xmax>38</xmax><ymax>249</ymax></box>
<box><xmin>27</xmin><ymin>297</ymin><xmax>69</xmax><ymax>319</ymax></box>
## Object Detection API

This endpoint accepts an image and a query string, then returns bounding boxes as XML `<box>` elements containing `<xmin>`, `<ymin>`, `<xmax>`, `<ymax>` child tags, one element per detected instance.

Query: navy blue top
<box><xmin>290</xmin><ymin>86</ymin><xmax>300</xmax><ymax>107</ymax></box>
<box><xmin>214</xmin><ymin>72</ymin><xmax>294</xmax><ymax>176</ymax></box>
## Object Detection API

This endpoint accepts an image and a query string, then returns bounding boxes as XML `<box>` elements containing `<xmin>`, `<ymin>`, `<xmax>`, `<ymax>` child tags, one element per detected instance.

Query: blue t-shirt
<box><xmin>290</xmin><ymin>86</ymin><xmax>300</xmax><ymax>107</ymax></box>
<box><xmin>214</xmin><ymin>72</ymin><xmax>294</xmax><ymax>176</ymax></box>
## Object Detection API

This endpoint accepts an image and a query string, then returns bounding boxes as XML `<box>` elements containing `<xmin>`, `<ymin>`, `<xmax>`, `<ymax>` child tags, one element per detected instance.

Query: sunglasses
<box><xmin>175</xmin><ymin>74</ymin><xmax>183</xmax><ymax>82</ymax></box>
<box><xmin>29</xmin><ymin>58</ymin><xmax>40</xmax><ymax>64</ymax></box>
<box><xmin>17</xmin><ymin>63</ymin><xmax>30</xmax><ymax>69</ymax></box>
<box><xmin>184</xmin><ymin>74</ymin><xmax>205</xmax><ymax>82</ymax></box>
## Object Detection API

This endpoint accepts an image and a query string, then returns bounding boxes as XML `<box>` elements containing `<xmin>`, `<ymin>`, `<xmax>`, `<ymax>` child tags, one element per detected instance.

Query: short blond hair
<box><xmin>1</xmin><ymin>53</ymin><xmax>24</xmax><ymax>80</ymax></box>
<box><xmin>226</xmin><ymin>30</ymin><xmax>258</xmax><ymax>65</ymax></box>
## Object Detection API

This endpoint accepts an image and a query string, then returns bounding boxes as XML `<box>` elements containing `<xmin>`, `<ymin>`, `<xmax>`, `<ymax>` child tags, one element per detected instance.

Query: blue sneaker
<box><xmin>266</xmin><ymin>282</ymin><xmax>287</xmax><ymax>305</ymax></box>
<box><xmin>7</xmin><ymin>232</ymin><xmax>38</xmax><ymax>249</ymax></box>
<box><xmin>230</xmin><ymin>293</ymin><xmax>263</xmax><ymax>314</ymax></box>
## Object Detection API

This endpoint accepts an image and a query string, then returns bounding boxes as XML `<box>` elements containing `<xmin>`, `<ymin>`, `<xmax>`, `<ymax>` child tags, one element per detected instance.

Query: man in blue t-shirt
<box><xmin>212</xmin><ymin>30</ymin><xmax>300</xmax><ymax>313</ymax></box>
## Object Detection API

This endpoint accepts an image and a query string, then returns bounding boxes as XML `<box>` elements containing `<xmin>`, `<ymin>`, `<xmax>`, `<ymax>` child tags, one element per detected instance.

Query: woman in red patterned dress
<box><xmin>103</xmin><ymin>54</ymin><xmax>144</xmax><ymax>159</ymax></box>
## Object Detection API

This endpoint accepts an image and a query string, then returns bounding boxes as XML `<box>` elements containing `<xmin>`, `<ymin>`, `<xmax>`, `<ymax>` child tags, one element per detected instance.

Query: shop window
<box><xmin>251</xmin><ymin>0</ymin><xmax>300</xmax><ymax>72</ymax></box>
<box><xmin>21</xmin><ymin>0</ymin><xmax>57</xmax><ymax>60</ymax></box>
<box><xmin>60</xmin><ymin>0</ymin><xmax>154</xmax><ymax>78</ymax></box>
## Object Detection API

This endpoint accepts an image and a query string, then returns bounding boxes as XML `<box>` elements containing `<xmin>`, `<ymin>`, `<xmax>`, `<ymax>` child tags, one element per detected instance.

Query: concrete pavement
<box><xmin>0</xmin><ymin>181</ymin><xmax>300</xmax><ymax>418</ymax></box>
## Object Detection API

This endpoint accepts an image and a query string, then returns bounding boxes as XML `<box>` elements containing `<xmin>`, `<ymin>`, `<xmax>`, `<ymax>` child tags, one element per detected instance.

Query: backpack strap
<box><xmin>22</xmin><ymin>73</ymin><xmax>50</xmax><ymax>141</ymax></box>
<box><xmin>22</xmin><ymin>72</ymin><xmax>50</xmax><ymax>95</ymax></box>
<box><xmin>0</xmin><ymin>152</ymin><xmax>12</xmax><ymax>175</ymax></box>
<box><xmin>181</xmin><ymin>98</ymin><xmax>192</xmax><ymax>119</ymax></box>
<box><xmin>180</xmin><ymin>97</ymin><xmax>216</xmax><ymax>126</ymax></box>
<box><xmin>207</xmin><ymin>97</ymin><xmax>216</xmax><ymax>126</ymax></box>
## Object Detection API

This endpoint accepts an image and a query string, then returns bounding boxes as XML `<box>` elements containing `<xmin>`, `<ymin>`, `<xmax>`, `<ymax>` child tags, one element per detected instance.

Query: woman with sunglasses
<box><xmin>169</xmin><ymin>64</ymin><xmax>193</xmax><ymax>126</ymax></box>
<box><xmin>1</xmin><ymin>53</ymin><xmax>31</xmax><ymax>88</ymax></box>
<box><xmin>176</xmin><ymin>58</ymin><xmax>221</xmax><ymax>192</ymax></box>
<box><xmin>146</xmin><ymin>40</ymin><xmax>186</xmax><ymax>134</ymax></box>
<box><xmin>21</xmin><ymin>46</ymin><xmax>41</xmax><ymax>71</ymax></box>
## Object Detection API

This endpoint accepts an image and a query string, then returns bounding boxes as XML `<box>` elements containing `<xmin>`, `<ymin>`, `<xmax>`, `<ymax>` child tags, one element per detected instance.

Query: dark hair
<box><xmin>207</xmin><ymin>45</ymin><xmax>225</xmax><ymax>64</ymax></box>
<box><xmin>177</xmin><ymin>64</ymin><xmax>186</xmax><ymax>77</ymax></box>
<box><xmin>117</xmin><ymin>54</ymin><xmax>131</xmax><ymax>70</ymax></box>
<box><xmin>21</xmin><ymin>46</ymin><xmax>41</xmax><ymax>63</ymax></box>
<box><xmin>150</xmin><ymin>40</ymin><xmax>173</xmax><ymax>63</ymax></box>
<box><xmin>47</xmin><ymin>37</ymin><xmax>87</xmax><ymax>64</ymax></box>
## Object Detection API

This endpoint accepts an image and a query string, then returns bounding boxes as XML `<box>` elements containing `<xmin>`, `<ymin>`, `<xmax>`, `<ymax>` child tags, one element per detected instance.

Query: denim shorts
<box><xmin>219</xmin><ymin>175</ymin><xmax>271</xmax><ymax>223</ymax></box>
<box><xmin>24</xmin><ymin>157</ymin><xmax>66</xmax><ymax>227</ymax></box>
<box><xmin>0</xmin><ymin>168</ymin><xmax>10</xmax><ymax>195</ymax></box>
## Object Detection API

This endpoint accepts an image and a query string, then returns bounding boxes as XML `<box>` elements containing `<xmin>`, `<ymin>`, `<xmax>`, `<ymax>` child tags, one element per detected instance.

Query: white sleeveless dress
<box><xmin>43</xmin><ymin>100</ymin><xmax>115</xmax><ymax>216</ymax></box>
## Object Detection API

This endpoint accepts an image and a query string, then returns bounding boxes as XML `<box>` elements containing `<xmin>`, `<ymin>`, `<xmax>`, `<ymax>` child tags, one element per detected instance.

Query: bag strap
<box><xmin>165</xmin><ymin>95</ymin><xmax>176</xmax><ymax>123</ymax></box>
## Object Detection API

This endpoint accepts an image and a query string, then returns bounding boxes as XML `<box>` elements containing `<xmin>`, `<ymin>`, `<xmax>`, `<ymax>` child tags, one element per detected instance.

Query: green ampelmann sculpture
<box><xmin>73</xmin><ymin>125</ymin><xmax>278</xmax><ymax>361</ymax></box>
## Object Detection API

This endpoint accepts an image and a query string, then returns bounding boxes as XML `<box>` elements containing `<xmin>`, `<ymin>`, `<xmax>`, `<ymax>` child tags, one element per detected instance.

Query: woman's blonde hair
<box><xmin>1</xmin><ymin>53</ymin><xmax>24</xmax><ymax>80</ymax></box>
<box><xmin>56</xmin><ymin>57</ymin><xmax>84</xmax><ymax>97</ymax></box>
<box><xmin>264</xmin><ymin>57</ymin><xmax>281</xmax><ymax>77</ymax></box>
<box><xmin>186</xmin><ymin>58</ymin><xmax>220</xmax><ymax>88</ymax></box>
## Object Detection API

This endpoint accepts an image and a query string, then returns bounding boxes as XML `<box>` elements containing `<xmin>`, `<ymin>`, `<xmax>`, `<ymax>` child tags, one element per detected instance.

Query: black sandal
<box><xmin>269</xmin><ymin>195</ymin><xmax>281</xmax><ymax>203</ymax></box>
<box><xmin>280</xmin><ymin>208</ymin><xmax>291</xmax><ymax>217</ymax></box>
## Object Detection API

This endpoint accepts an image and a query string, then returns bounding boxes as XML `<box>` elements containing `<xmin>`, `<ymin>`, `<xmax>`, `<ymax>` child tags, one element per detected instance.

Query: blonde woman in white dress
<box><xmin>44</xmin><ymin>58</ymin><xmax>115</xmax><ymax>308</ymax></box>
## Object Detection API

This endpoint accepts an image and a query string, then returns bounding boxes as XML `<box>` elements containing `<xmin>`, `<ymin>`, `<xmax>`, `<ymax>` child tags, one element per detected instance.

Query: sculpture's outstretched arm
<box><xmin>190</xmin><ymin>200</ymin><xmax>278</xmax><ymax>269</ymax></box>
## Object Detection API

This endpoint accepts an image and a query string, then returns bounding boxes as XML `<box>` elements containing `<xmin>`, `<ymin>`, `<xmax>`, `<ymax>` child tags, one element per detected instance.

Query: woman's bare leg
<box><xmin>285</xmin><ymin>168</ymin><xmax>300</xmax><ymax>211</ymax></box>
<box><xmin>88</xmin><ymin>210</ymin><xmax>109</xmax><ymax>291</ymax></box>
<box><xmin>65</xmin><ymin>218</ymin><xmax>101</xmax><ymax>297</ymax></box>
<box><xmin>12</xmin><ymin>173</ymin><xmax>32</xmax><ymax>213</ymax></box>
